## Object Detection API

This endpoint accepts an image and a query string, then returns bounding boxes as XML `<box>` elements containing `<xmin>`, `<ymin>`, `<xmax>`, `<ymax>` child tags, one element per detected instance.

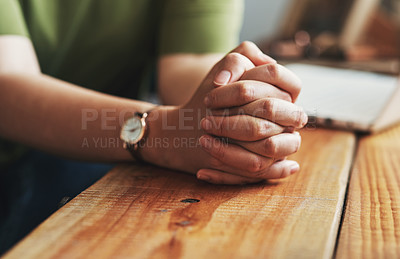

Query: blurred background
<box><xmin>240</xmin><ymin>0</ymin><xmax>291</xmax><ymax>43</ymax></box>
<box><xmin>240</xmin><ymin>0</ymin><xmax>400</xmax><ymax>74</ymax></box>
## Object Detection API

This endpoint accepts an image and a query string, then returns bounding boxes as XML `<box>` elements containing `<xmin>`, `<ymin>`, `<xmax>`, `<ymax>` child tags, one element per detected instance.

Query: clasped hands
<box><xmin>143</xmin><ymin>42</ymin><xmax>308</xmax><ymax>185</ymax></box>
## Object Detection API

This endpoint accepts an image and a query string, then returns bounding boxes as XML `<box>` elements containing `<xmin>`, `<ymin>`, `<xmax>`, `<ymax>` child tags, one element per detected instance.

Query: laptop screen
<box><xmin>288</xmin><ymin>64</ymin><xmax>399</xmax><ymax>130</ymax></box>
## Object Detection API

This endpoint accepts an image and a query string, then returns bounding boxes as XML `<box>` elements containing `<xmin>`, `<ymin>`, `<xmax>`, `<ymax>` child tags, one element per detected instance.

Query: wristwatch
<box><xmin>120</xmin><ymin>112</ymin><xmax>149</xmax><ymax>161</ymax></box>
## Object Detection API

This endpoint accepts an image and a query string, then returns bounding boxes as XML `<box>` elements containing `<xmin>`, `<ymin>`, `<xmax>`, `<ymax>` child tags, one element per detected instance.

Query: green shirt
<box><xmin>0</xmin><ymin>0</ymin><xmax>244</xmax><ymax>166</ymax></box>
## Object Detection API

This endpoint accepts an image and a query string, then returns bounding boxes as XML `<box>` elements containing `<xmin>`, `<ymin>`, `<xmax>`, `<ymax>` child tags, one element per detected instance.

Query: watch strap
<box><xmin>126</xmin><ymin>142</ymin><xmax>145</xmax><ymax>162</ymax></box>
<box><xmin>123</xmin><ymin>109</ymin><xmax>155</xmax><ymax>162</ymax></box>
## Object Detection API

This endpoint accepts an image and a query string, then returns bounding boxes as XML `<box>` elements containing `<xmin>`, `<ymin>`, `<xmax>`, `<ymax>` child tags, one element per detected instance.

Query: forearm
<box><xmin>0</xmin><ymin>73</ymin><xmax>155</xmax><ymax>162</ymax></box>
<box><xmin>158</xmin><ymin>53</ymin><xmax>223</xmax><ymax>105</ymax></box>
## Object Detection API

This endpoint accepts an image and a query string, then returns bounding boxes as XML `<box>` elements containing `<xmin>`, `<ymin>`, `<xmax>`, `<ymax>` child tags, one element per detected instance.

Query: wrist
<box><xmin>139</xmin><ymin>106</ymin><xmax>183</xmax><ymax>169</ymax></box>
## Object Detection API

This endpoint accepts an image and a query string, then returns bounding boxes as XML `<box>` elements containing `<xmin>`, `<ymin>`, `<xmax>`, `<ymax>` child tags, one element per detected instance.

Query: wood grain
<box><xmin>4</xmin><ymin>129</ymin><xmax>355</xmax><ymax>259</ymax></box>
<box><xmin>336</xmin><ymin>124</ymin><xmax>400</xmax><ymax>258</ymax></box>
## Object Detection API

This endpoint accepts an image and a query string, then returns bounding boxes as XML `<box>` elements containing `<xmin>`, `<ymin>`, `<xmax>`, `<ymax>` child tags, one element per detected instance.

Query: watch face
<box><xmin>121</xmin><ymin>117</ymin><xmax>144</xmax><ymax>144</ymax></box>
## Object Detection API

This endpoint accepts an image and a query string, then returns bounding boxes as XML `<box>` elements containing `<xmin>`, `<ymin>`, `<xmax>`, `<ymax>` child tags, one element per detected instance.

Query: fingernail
<box><xmin>258</xmin><ymin>52</ymin><xmax>277</xmax><ymax>63</ymax></box>
<box><xmin>197</xmin><ymin>173</ymin><xmax>211</xmax><ymax>182</ymax></box>
<box><xmin>201</xmin><ymin>118</ymin><xmax>212</xmax><ymax>131</ymax></box>
<box><xmin>214</xmin><ymin>70</ymin><xmax>231</xmax><ymax>85</ymax></box>
<box><xmin>204</xmin><ymin>96</ymin><xmax>211</xmax><ymax>107</ymax></box>
<box><xmin>199</xmin><ymin>135</ymin><xmax>212</xmax><ymax>150</ymax></box>
<box><xmin>290</xmin><ymin>164</ymin><xmax>300</xmax><ymax>175</ymax></box>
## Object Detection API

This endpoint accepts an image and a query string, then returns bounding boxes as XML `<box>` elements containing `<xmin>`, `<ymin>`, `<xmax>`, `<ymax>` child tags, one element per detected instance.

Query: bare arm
<box><xmin>0</xmin><ymin>35</ymin><xmax>155</xmax><ymax>162</ymax></box>
<box><xmin>158</xmin><ymin>53</ymin><xmax>223</xmax><ymax>105</ymax></box>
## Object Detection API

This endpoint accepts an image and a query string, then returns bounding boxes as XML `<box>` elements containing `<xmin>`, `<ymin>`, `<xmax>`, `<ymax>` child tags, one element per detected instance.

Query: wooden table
<box><xmin>4</xmin><ymin>125</ymin><xmax>400</xmax><ymax>259</ymax></box>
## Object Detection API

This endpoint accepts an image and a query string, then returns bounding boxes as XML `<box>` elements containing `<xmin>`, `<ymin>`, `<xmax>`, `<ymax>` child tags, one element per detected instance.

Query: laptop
<box><xmin>288</xmin><ymin>63</ymin><xmax>400</xmax><ymax>133</ymax></box>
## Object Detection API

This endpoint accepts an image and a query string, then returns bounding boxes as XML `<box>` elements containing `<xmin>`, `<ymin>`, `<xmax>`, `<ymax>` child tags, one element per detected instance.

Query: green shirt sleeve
<box><xmin>159</xmin><ymin>0</ymin><xmax>244</xmax><ymax>55</ymax></box>
<box><xmin>0</xmin><ymin>0</ymin><xmax>29</xmax><ymax>36</ymax></box>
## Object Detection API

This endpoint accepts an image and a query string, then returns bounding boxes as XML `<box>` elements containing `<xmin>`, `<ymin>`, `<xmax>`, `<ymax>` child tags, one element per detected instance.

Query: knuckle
<box><xmin>300</xmin><ymin>107</ymin><xmax>308</xmax><ymax>126</ymax></box>
<box><xmin>264</xmin><ymin>137</ymin><xmax>278</xmax><ymax>157</ymax></box>
<box><xmin>225</xmin><ymin>52</ymin><xmax>243</xmax><ymax>66</ymax></box>
<box><xmin>282</xmin><ymin>92</ymin><xmax>292</xmax><ymax>102</ymax></box>
<box><xmin>280</xmin><ymin>164</ymin><xmax>293</xmax><ymax>178</ymax></box>
<box><xmin>266</xmin><ymin>63</ymin><xmax>280</xmax><ymax>81</ymax></box>
<box><xmin>212</xmin><ymin>139</ymin><xmax>226</xmax><ymax>160</ymax></box>
<box><xmin>247</xmin><ymin>156</ymin><xmax>264</xmax><ymax>173</ymax></box>
<box><xmin>293</xmin><ymin>110</ymin><xmax>303</xmax><ymax>128</ymax></box>
<box><xmin>237</xmin><ymin>82</ymin><xmax>255</xmax><ymax>103</ymax></box>
<box><xmin>209</xmin><ymin>157</ymin><xmax>224</xmax><ymax>169</ymax></box>
<box><xmin>251</xmin><ymin>120</ymin><xmax>267</xmax><ymax>138</ymax></box>
<box><xmin>293</xmin><ymin>107</ymin><xmax>306</xmax><ymax>127</ymax></box>
<box><xmin>262</xmin><ymin>99</ymin><xmax>277</xmax><ymax>120</ymax></box>
<box><xmin>287</xmin><ymin>136</ymin><xmax>301</xmax><ymax>155</ymax></box>
<box><xmin>240</xmin><ymin>41</ymin><xmax>257</xmax><ymax>50</ymax></box>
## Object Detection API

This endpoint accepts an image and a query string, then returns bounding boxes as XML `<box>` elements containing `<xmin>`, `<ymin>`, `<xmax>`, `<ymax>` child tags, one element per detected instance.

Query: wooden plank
<box><xmin>336</xmin><ymin>125</ymin><xmax>400</xmax><ymax>258</ymax></box>
<box><xmin>4</xmin><ymin>129</ymin><xmax>355</xmax><ymax>259</ymax></box>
